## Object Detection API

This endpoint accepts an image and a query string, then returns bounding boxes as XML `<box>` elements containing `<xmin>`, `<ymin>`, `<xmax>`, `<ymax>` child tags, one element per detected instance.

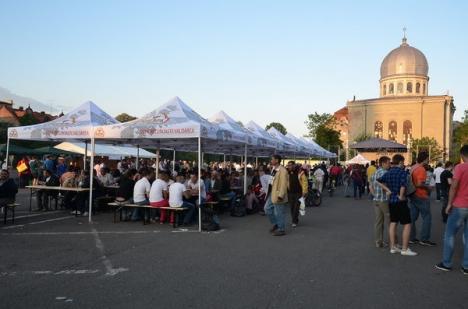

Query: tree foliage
<box><xmin>265</xmin><ymin>122</ymin><xmax>287</xmax><ymax>135</ymax></box>
<box><xmin>305</xmin><ymin>112</ymin><xmax>336</xmax><ymax>138</ymax></box>
<box><xmin>410</xmin><ymin>137</ymin><xmax>443</xmax><ymax>163</ymax></box>
<box><xmin>115</xmin><ymin>113</ymin><xmax>137</xmax><ymax>123</ymax></box>
<box><xmin>353</xmin><ymin>133</ymin><xmax>373</xmax><ymax>143</ymax></box>
<box><xmin>19</xmin><ymin>113</ymin><xmax>38</xmax><ymax>126</ymax></box>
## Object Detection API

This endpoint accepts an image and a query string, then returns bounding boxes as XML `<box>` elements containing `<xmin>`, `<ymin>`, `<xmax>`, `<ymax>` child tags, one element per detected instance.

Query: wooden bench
<box><xmin>108</xmin><ymin>202</ymin><xmax>188</xmax><ymax>228</ymax></box>
<box><xmin>3</xmin><ymin>203</ymin><xmax>20</xmax><ymax>224</ymax></box>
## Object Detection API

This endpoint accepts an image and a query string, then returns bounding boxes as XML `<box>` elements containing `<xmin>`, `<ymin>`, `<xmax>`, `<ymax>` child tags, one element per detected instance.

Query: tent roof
<box><xmin>208</xmin><ymin>111</ymin><xmax>250</xmax><ymax>144</ymax></box>
<box><xmin>95</xmin><ymin>96</ymin><xmax>220</xmax><ymax>143</ymax></box>
<box><xmin>245</xmin><ymin>121</ymin><xmax>278</xmax><ymax>149</ymax></box>
<box><xmin>7</xmin><ymin>101</ymin><xmax>118</xmax><ymax>141</ymax></box>
<box><xmin>350</xmin><ymin>138</ymin><xmax>407</xmax><ymax>150</ymax></box>
<box><xmin>346</xmin><ymin>153</ymin><xmax>370</xmax><ymax>165</ymax></box>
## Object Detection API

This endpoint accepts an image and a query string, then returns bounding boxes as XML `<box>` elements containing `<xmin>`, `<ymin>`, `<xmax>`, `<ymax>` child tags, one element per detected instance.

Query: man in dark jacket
<box><xmin>0</xmin><ymin>169</ymin><xmax>18</xmax><ymax>208</ymax></box>
<box><xmin>36</xmin><ymin>169</ymin><xmax>60</xmax><ymax>211</ymax></box>
<box><xmin>287</xmin><ymin>161</ymin><xmax>302</xmax><ymax>228</ymax></box>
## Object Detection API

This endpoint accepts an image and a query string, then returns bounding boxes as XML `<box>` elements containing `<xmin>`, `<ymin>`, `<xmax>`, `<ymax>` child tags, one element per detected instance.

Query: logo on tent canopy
<box><xmin>95</xmin><ymin>127</ymin><xmax>105</xmax><ymax>138</ymax></box>
<box><xmin>152</xmin><ymin>112</ymin><xmax>170</xmax><ymax>124</ymax></box>
<box><xmin>8</xmin><ymin>129</ymin><xmax>18</xmax><ymax>138</ymax></box>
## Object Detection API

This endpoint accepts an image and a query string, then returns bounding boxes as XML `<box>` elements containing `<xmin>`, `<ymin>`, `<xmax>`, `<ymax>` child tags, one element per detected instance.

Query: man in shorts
<box><xmin>377</xmin><ymin>154</ymin><xmax>417</xmax><ymax>256</ymax></box>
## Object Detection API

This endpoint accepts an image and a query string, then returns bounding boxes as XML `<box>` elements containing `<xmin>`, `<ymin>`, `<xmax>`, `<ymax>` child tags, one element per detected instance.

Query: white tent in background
<box><xmin>300</xmin><ymin>137</ymin><xmax>336</xmax><ymax>158</ymax></box>
<box><xmin>285</xmin><ymin>133</ymin><xmax>312</xmax><ymax>157</ymax></box>
<box><xmin>6</xmin><ymin>101</ymin><xmax>119</xmax><ymax>223</ymax></box>
<box><xmin>245</xmin><ymin>121</ymin><xmax>279</xmax><ymax>151</ymax></box>
<box><xmin>54</xmin><ymin>142</ymin><xmax>156</xmax><ymax>158</ymax></box>
<box><xmin>208</xmin><ymin>111</ymin><xmax>251</xmax><ymax>145</ymax></box>
<box><xmin>346</xmin><ymin>154</ymin><xmax>370</xmax><ymax>165</ymax></box>
<box><xmin>267</xmin><ymin>127</ymin><xmax>297</xmax><ymax>154</ymax></box>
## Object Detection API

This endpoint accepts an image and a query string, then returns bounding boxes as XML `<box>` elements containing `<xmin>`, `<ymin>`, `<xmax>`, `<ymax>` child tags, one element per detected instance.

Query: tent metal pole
<box><xmin>5</xmin><ymin>136</ymin><xmax>10</xmax><ymax>170</ymax></box>
<box><xmin>156</xmin><ymin>148</ymin><xmax>160</xmax><ymax>178</ymax></box>
<box><xmin>198</xmin><ymin>137</ymin><xmax>202</xmax><ymax>232</ymax></box>
<box><xmin>244</xmin><ymin>144</ymin><xmax>248</xmax><ymax>195</ymax></box>
<box><xmin>255</xmin><ymin>156</ymin><xmax>258</xmax><ymax>168</ymax></box>
<box><xmin>84</xmin><ymin>141</ymin><xmax>88</xmax><ymax>171</ymax></box>
<box><xmin>136</xmin><ymin>145</ymin><xmax>140</xmax><ymax>170</ymax></box>
<box><xmin>88</xmin><ymin>137</ymin><xmax>95</xmax><ymax>223</ymax></box>
<box><xmin>223</xmin><ymin>154</ymin><xmax>226</xmax><ymax>167</ymax></box>
<box><xmin>172</xmin><ymin>149</ymin><xmax>176</xmax><ymax>174</ymax></box>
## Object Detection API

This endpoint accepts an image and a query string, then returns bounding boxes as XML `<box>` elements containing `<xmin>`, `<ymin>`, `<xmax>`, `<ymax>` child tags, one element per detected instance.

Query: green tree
<box><xmin>19</xmin><ymin>113</ymin><xmax>38</xmax><ymax>126</ymax></box>
<box><xmin>0</xmin><ymin>122</ymin><xmax>9</xmax><ymax>144</ymax></box>
<box><xmin>115</xmin><ymin>113</ymin><xmax>137</xmax><ymax>123</ymax></box>
<box><xmin>410</xmin><ymin>137</ymin><xmax>443</xmax><ymax>163</ymax></box>
<box><xmin>265</xmin><ymin>122</ymin><xmax>287</xmax><ymax>135</ymax></box>
<box><xmin>305</xmin><ymin>112</ymin><xmax>336</xmax><ymax>138</ymax></box>
<box><xmin>315</xmin><ymin>125</ymin><xmax>343</xmax><ymax>151</ymax></box>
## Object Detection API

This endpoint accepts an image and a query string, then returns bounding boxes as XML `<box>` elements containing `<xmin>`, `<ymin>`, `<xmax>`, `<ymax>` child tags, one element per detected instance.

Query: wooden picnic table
<box><xmin>25</xmin><ymin>185</ymin><xmax>91</xmax><ymax>212</ymax></box>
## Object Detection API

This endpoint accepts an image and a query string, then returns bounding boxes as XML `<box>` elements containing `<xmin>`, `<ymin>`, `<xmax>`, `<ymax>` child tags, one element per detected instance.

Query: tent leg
<box><xmin>84</xmin><ymin>141</ymin><xmax>88</xmax><ymax>171</ymax></box>
<box><xmin>244</xmin><ymin>144</ymin><xmax>248</xmax><ymax>195</ymax></box>
<box><xmin>156</xmin><ymin>148</ymin><xmax>160</xmax><ymax>178</ymax></box>
<box><xmin>136</xmin><ymin>145</ymin><xmax>140</xmax><ymax>170</ymax></box>
<box><xmin>172</xmin><ymin>150</ymin><xmax>176</xmax><ymax>175</ymax></box>
<box><xmin>88</xmin><ymin>137</ymin><xmax>95</xmax><ymax>223</ymax></box>
<box><xmin>255</xmin><ymin>156</ymin><xmax>258</xmax><ymax>168</ymax></box>
<box><xmin>223</xmin><ymin>154</ymin><xmax>226</xmax><ymax>168</ymax></box>
<box><xmin>198</xmin><ymin>137</ymin><xmax>202</xmax><ymax>232</ymax></box>
<box><xmin>5</xmin><ymin>137</ymin><xmax>10</xmax><ymax>171</ymax></box>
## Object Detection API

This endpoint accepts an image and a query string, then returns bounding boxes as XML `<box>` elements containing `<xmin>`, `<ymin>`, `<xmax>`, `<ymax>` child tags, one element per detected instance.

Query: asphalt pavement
<box><xmin>1</xmin><ymin>188</ymin><xmax>467</xmax><ymax>309</ymax></box>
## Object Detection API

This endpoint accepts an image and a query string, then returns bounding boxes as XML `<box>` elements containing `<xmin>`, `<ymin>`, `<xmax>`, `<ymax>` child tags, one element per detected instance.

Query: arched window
<box><xmin>389</xmin><ymin>83</ymin><xmax>394</xmax><ymax>94</ymax></box>
<box><xmin>423</xmin><ymin>83</ymin><xmax>426</xmax><ymax>94</ymax></box>
<box><xmin>383</xmin><ymin>84</ymin><xmax>387</xmax><ymax>95</ymax></box>
<box><xmin>388</xmin><ymin>121</ymin><xmax>397</xmax><ymax>141</ymax></box>
<box><xmin>397</xmin><ymin>82</ymin><xmax>403</xmax><ymax>94</ymax></box>
<box><xmin>416</xmin><ymin>82</ymin><xmax>421</xmax><ymax>93</ymax></box>
<box><xmin>374</xmin><ymin>121</ymin><xmax>383</xmax><ymax>138</ymax></box>
<box><xmin>407</xmin><ymin>82</ymin><xmax>412</xmax><ymax>93</ymax></box>
<box><xmin>403</xmin><ymin>120</ymin><xmax>412</xmax><ymax>145</ymax></box>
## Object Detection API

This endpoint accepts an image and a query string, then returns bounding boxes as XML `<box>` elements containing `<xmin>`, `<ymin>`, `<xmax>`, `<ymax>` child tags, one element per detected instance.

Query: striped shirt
<box><xmin>371</xmin><ymin>168</ymin><xmax>388</xmax><ymax>202</ymax></box>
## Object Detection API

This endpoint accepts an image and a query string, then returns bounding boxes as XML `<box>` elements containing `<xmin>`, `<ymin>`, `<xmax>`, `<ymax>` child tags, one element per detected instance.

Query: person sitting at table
<box><xmin>131</xmin><ymin>168</ymin><xmax>154</xmax><ymax>221</ymax></box>
<box><xmin>169</xmin><ymin>175</ymin><xmax>195</xmax><ymax>226</ymax></box>
<box><xmin>60</xmin><ymin>166</ymin><xmax>78</xmax><ymax>209</ymax></box>
<box><xmin>56</xmin><ymin>157</ymin><xmax>67</xmax><ymax>178</ymax></box>
<box><xmin>208</xmin><ymin>171</ymin><xmax>222</xmax><ymax>193</ymax></box>
<box><xmin>0</xmin><ymin>169</ymin><xmax>18</xmax><ymax>211</ymax></box>
<box><xmin>73</xmin><ymin>169</ymin><xmax>103</xmax><ymax>216</ymax></box>
<box><xmin>149</xmin><ymin>171</ymin><xmax>170</xmax><ymax>223</ymax></box>
<box><xmin>186</xmin><ymin>173</ymin><xmax>206</xmax><ymax>206</ymax></box>
<box><xmin>116</xmin><ymin>168</ymin><xmax>137</xmax><ymax>203</ymax></box>
<box><xmin>219</xmin><ymin>173</ymin><xmax>236</xmax><ymax>210</ymax></box>
<box><xmin>98</xmin><ymin>167</ymin><xmax>115</xmax><ymax>186</ymax></box>
<box><xmin>245</xmin><ymin>185</ymin><xmax>259</xmax><ymax>213</ymax></box>
<box><xmin>35</xmin><ymin>169</ymin><xmax>60</xmax><ymax>211</ymax></box>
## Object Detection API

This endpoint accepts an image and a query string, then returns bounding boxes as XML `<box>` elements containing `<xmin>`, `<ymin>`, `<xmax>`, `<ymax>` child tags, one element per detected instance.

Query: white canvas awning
<box><xmin>54</xmin><ymin>142</ymin><xmax>156</xmax><ymax>158</ymax></box>
<box><xmin>346</xmin><ymin>154</ymin><xmax>370</xmax><ymax>165</ymax></box>
<box><xmin>7</xmin><ymin>101</ymin><xmax>118</xmax><ymax>141</ymax></box>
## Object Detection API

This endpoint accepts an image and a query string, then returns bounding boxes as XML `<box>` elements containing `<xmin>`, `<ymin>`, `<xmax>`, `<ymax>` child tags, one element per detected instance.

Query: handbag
<box><xmin>16</xmin><ymin>162</ymin><xmax>28</xmax><ymax>173</ymax></box>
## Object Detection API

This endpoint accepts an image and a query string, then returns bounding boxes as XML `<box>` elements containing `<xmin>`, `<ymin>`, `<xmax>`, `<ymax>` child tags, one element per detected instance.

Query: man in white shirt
<box><xmin>313</xmin><ymin>168</ymin><xmax>325</xmax><ymax>193</ymax></box>
<box><xmin>169</xmin><ymin>175</ymin><xmax>195</xmax><ymax>225</ymax></box>
<box><xmin>186</xmin><ymin>173</ymin><xmax>206</xmax><ymax>205</ymax></box>
<box><xmin>98</xmin><ymin>168</ymin><xmax>115</xmax><ymax>186</ymax></box>
<box><xmin>433</xmin><ymin>162</ymin><xmax>444</xmax><ymax>201</ymax></box>
<box><xmin>131</xmin><ymin>168</ymin><xmax>154</xmax><ymax>221</ymax></box>
<box><xmin>150</xmin><ymin>172</ymin><xmax>169</xmax><ymax>223</ymax></box>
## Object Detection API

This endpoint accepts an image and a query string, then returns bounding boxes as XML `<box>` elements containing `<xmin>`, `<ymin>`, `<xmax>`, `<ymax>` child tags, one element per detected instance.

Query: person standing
<box><xmin>367</xmin><ymin>160</ymin><xmax>377</xmax><ymax>197</ymax></box>
<box><xmin>377</xmin><ymin>154</ymin><xmax>417</xmax><ymax>256</ymax></box>
<box><xmin>16</xmin><ymin>156</ymin><xmax>31</xmax><ymax>188</ymax></box>
<box><xmin>409</xmin><ymin>152</ymin><xmax>436</xmax><ymax>246</ymax></box>
<box><xmin>369</xmin><ymin>156</ymin><xmax>391</xmax><ymax>248</ymax></box>
<box><xmin>264</xmin><ymin>154</ymin><xmax>289</xmax><ymax>236</ymax></box>
<box><xmin>287</xmin><ymin>161</ymin><xmax>302</xmax><ymax>228</ymax></box>
<box><xmin>351</xmin><ymin>164</ymin><xmax>363</xmax><ymax>200</ymax></box>
<box><xmin>435</xmin><ymin>145</ymin><xmax>468</xmax><ymax>274</ymax></box>
<box><xmin>433</xmin><ymin>162</ymin><xmax>445</xmax><ymax>202</ymax></box>
<box><xmin>439</xmin><ymin>162</ymin><xmax>454</xmax><ymax>223</ymax></box>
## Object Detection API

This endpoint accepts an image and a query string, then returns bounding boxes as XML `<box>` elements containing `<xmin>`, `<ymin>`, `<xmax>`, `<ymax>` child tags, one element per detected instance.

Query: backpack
<box><xmin>406</xmin><ymin>167</ymin><xmax>417</xmax><ymax>197</ymax></box>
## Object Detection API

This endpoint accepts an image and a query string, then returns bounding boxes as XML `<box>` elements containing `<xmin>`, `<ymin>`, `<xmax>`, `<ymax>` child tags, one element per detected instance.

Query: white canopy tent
<box><xmin>267</xmin><ymin>127</ymin><xmax>297</xmax><ymax>155</ymax></box>
<box><xmin>6</xmin><ymin>101</ymin><xmax>119</xmax><ymax>223</ymax></box>
<box><xmin>346</xmin><ymin>154</ymin><xmax>370</xmax><ymax>165</ymax></box>
<box><xmin>245</xmin><ymin>121</ymin><xmax>280</xmax><ymax>152</ymax></box>
<box><xmin>54</xmin><ymin>142</ymin><xmax>156</xmax><ymax>158</ymax></box>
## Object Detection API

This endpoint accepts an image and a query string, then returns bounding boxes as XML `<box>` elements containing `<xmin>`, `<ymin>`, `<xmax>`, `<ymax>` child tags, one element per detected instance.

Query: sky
<box><xmin>0</xmin><ymin>0</ymin><xmax>467</xmax><ymax>136</ymax></box>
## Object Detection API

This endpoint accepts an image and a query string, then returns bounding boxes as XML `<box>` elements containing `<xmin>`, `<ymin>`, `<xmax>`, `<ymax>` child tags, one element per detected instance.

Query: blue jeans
<box><xmin>442</xmin><ymin>207</ymin><xmax>468</xmax><ymax>269</ymax></box>
<box><xmin>181</xmin><ymin>201</ymin><xmax>195</xmax><ymax>224</ymax></box>
<box><xmin>131</xmin><ymin>199</ymin><xmax>149</xmax><ymax>221</ymax></box>
<box><xmin>409</xmin><ymin>196</ymin><xmax>432</xmax><ymax>241</ymax></box>
<box><xmin>264</xmin><ymin>196</ymin><xmax>287</xmax><ymax>232</ymax></box>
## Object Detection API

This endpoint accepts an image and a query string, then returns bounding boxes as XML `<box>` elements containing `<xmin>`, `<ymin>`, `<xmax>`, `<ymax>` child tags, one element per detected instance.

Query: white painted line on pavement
<box><xmin>1</xmin><ymin>230</ymin><xmax>161</xmax><ymax>236</ymax></box>
<box><xmin>1</xmin><ymin>269</ymin><xmax>101</xmax><ymax>277</ymax></box>
<box><xmin>2</xmin><ymin>216</ymin><xmax>75</xmax><ymax>230</ymax></box>
<box><xmin>91</xmin><ymin>228</ymin><xmax>128</xmax><ymax>276</ymax></box>
<box><xmin>14</xmin><ymin>211</ymin><xmax>62</xmax><ymax>219</ymax></box>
